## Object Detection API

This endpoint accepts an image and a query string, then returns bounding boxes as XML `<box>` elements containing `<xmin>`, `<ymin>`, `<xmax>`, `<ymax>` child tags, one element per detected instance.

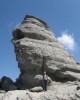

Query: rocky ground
<box><xmin>1</xmin><ymin>81</ymin><xmax>80</xmax><ymax>100</ymax></box>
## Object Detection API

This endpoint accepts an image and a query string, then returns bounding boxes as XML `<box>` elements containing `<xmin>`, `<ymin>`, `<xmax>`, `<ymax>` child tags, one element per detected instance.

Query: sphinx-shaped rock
<box><xmin>12</xmin><ymin>15</ymin><xmax>80</xmax><ymax>89</ymax></box>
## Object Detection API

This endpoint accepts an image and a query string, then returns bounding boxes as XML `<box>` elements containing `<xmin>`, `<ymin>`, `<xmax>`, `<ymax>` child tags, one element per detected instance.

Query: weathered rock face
<box><xmin>0</xmin><ymin>76</ymin><xmax>17</xmax><ymax>91</ymax></box>
<box><xmin>12</xmin><ymin>15</ymin><xmax>80</xmax><ymax>89</ymax></box>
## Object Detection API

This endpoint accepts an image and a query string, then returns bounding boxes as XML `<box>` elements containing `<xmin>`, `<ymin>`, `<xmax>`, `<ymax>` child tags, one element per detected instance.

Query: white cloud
<box><xmin>57</xmin><ymin>31</ymin><xmax>76</xmax><ymax>51</ymax></box>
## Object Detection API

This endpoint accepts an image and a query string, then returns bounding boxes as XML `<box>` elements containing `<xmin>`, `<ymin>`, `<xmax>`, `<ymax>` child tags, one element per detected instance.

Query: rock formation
<box><xmin>0</xmin><ymin>76</ymin><xmax>17</xmax><ymax>91</ymax></box>
<box><xmin>12</xmin><ymin>15</ymin><xmax>80</xmax><ymax>89</ymax></box>
<box><xmin>0</xmin><ymin>15</ymin><xmax>80</xmax><ymax>100</ymax></box>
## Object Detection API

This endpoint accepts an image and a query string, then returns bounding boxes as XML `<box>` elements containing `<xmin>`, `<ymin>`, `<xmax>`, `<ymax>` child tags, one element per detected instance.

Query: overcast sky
<box><xmin>0</xmin><ymin>0</ymin><xmax>80</xmax><ymax>81</ymax></box>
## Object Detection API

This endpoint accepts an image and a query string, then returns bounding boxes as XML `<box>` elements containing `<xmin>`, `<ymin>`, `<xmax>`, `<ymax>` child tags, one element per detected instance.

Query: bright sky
<box><xmin>0</xmin><ymin>0</ymin><xmax>80</xmax><ymax>81</ymax></box>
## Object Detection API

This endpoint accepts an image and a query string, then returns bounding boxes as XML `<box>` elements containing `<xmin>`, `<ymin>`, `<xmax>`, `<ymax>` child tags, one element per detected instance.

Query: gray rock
<box><xmin>9</xmin><ymin>85</ymin><xmax>17</xmax><ymax>91</ymax></box>
<box><xmin>29</xmin><ymin>86</ymin><xmax>43</xmax><ymax>92</ymax></box>
<box><xmin>33</xmin><ymin>74</ymin><xmax>52</xmax><ymax>84</ymax></box>
<box><xmin>0</xmin><ymin>90</ymin><xmax>6</xmax><ymax>93</ymax></box>
<box><xmin>1</xmin><ymin>76</ymin><xmax>17</xmax><ymax>91</ymax></box>
<box><xmin>15</xmin><ymin>74</ymin><xmax>52</xmax><ymax>89</ymax></box>
<box><xmin>1</xmin><ymin>82</ymin><xmax>80</xmax><ymax>100</ymax></box>
<box><xmin>12</xmin><ymin>15</ymin><xmax>80</xmax><ymax>89</ymax></box>
<box><xmin>0</xmin><ymin>90</ymin><xmax>6</xmax><ymax>100</ymax></box>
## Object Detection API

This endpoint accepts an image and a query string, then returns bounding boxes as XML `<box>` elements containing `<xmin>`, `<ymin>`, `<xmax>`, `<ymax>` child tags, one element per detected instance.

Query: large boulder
<box><xmin>29</xmin><ymin>86</ymin><xmax>43</xmax><ymax>92</ymax></box>
<box><xmin>0</xmin><ymin>76</ymin><xmax>17</xmax><ymax>91</ymax></box>
<box><xmin>15</xmin><ymin>74</ymin><xmax>52</xmax><ymax>89</ymax></box>
<box><xmin>12</xmin><ymin>15</ymin><xmax>80</xmax><ymax>89</ymax></box>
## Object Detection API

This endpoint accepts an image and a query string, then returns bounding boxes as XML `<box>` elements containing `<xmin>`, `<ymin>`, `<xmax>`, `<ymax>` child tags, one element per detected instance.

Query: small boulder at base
<box><xmin>29</xmin><ymin>86</ymin><xmax>43</xmax><ymax>92</ymax></box>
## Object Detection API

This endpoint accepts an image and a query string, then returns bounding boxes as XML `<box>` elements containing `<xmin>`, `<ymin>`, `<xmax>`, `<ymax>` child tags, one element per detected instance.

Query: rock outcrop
<box><xmin>1</xmin><ymin>15</ymin><xmax>80</xmax><ymax>100</ymax></box>
<box><xmin>0</xmin><ymin>76</ymin><xmax>17</xmax><ymax>91</ymax></box>
<box><xmin>12</xmin><ymin>15</ymin><xmax>80</xmax><ymax>89</ymax></box>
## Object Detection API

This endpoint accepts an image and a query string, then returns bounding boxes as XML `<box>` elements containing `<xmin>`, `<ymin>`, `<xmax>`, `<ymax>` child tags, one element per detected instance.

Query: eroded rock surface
<box><xmin>1</xmin><ymin>82</ymin><xmax>80</xmax><ymax>100</ymax></box>
<box><xmin>0</xmin><ymin>15</ymin><xmax>80</xmax><ymax>100</ymax></box>
<box><xmin>0</xmin><ymin>76</ymin><xmax>17</xmax><ymax>91</ymax></box>
<box><xmin>11</xmin><ymin>15</ymin><xmax>80</xmax><ymax>89</ymax></box>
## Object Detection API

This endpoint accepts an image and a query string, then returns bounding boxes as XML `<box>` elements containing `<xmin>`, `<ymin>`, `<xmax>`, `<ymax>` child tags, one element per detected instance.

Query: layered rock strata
<box><xmin>12</xmin><ymin>15</ymin><xmax>80</xmax><ymax>89</ymax></box>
